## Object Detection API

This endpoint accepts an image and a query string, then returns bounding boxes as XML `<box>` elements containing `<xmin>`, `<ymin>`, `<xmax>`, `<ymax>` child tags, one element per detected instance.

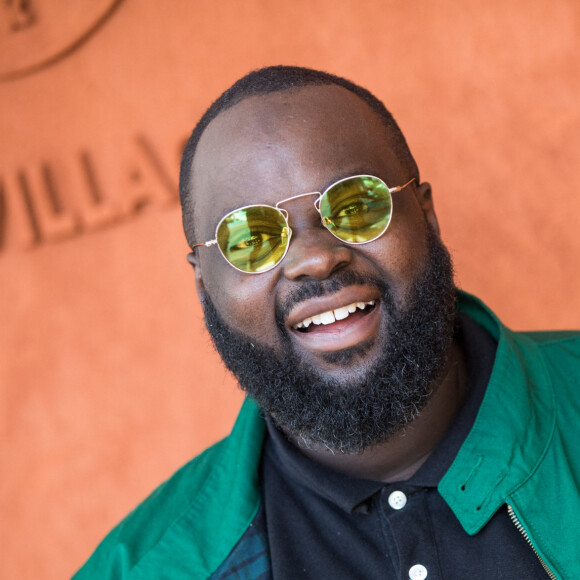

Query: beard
<box><xmin>201</xmin><ymin>225</ymin><xmax>457</xmax><ymax>453</ymax></box>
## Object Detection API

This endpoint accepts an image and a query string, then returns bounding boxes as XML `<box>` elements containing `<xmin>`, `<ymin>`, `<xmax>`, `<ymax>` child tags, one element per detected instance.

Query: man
<box><xmin>75</xmin><ymin>66</ymin><xmax>580</xmax><ymax>579</ymax></box>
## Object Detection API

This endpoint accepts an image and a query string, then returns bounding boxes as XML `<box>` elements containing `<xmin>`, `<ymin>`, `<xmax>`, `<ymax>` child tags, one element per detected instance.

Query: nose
<box><xmin>281</xmin><ymin>224</ymin><xmax>353</xmax><ymax>281</ymax></box>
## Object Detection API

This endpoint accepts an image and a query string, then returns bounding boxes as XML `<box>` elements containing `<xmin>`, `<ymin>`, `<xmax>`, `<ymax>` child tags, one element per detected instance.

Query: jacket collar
<box><xmin>438</xmin><ymin>291</ymin><xmax>556</xmax><ymax>534</ymax></box>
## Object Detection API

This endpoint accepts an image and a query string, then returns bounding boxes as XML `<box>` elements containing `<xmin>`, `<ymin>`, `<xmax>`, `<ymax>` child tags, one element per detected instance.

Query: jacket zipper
<box><xmin>507</xmin><ymin>504</ymin><xmax>557</xmax><ymax>579</ymax></box>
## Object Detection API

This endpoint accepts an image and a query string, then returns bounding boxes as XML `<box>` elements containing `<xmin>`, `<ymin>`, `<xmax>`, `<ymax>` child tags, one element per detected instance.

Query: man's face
<box><xmin>189</xmin><ymin>85</ymin><xmax>456</xmax><ymax>450</ymax></box>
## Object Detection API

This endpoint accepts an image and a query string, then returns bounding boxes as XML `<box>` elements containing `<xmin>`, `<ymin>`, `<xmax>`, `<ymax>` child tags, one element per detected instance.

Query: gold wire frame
<box><xmin>190</xmin><ymin>175</ymin><xmax>416</xmax><ymax>274</ymax></box>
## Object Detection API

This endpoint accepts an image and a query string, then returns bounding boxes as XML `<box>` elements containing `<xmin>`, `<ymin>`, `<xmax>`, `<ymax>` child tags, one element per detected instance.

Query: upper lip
<box><xmin>285</xmin><ymin>286</ymin><xmax>381</xmax><ymax>330</ymax></box>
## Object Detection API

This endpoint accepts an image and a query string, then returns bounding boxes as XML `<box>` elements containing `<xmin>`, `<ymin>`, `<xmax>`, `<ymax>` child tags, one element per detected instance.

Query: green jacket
<box><xmin>74</xmin><ymin>292</ymin><xmax>580</xmax><ymax>579</ymax></box>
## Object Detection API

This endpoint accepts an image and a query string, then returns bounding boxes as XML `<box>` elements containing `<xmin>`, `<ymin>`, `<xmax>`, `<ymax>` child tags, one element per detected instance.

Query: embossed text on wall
<box><xmin>0</xmin><ymin>135</ymin><xmax>181</xmax><ymax>252</ymax></box>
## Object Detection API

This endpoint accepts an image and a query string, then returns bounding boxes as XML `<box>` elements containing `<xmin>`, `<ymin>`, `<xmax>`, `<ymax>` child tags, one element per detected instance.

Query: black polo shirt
<box><xmin>260</xmin><ymin>314</ymin><xmax>548</xmax><ymax>579</ymax></box>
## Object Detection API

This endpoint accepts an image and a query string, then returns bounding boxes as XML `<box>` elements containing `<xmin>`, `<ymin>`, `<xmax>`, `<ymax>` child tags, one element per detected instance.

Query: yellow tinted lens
<box><xmin>319</xmin><ymin>176</ymin><xmax>392</xmax><ymax>243</ymax></box>
<box><xmin>216</xmin><ymin>206</ymin><xmax>289</xmax><ymax>273</ymax></box>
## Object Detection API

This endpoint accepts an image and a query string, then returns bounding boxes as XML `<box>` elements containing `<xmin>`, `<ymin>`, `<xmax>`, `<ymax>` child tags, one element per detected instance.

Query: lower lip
<box><xmin>290</xmin><ymin>305</ymin><xmax>381</xmax><ymax>353</ymax></box>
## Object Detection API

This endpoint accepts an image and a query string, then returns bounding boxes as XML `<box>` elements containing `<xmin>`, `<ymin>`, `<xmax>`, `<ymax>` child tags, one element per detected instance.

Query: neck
<box><xmin>284</xmin><ymin>338</ymin><xmax>468</xmax><ymax>483</ymax></box>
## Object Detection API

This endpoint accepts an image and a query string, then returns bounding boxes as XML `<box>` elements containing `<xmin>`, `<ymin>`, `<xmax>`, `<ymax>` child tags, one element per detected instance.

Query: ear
<box><xmin>186</xmin><ymin>252</ymin><xmax>207</xmax><ymax>303</ymax></box>
<box><xmin>415</xmin><ymin>181</ymin><xmax>440</xmax><ymax>236</ymax></box>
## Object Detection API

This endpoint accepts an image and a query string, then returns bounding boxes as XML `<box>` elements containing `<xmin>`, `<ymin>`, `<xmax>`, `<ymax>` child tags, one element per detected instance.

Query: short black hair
<box><xmin>179</xmin><ymin>65</ymin><xmax>419</xmax><ymax>246</ymax></box>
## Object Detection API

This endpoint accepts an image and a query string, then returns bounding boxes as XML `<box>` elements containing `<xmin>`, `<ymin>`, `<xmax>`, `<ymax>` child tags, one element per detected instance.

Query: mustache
<box><xmin>275</xmin><ymin>270</ymin><xmax>391</xmax><ymax>327</ymax></box>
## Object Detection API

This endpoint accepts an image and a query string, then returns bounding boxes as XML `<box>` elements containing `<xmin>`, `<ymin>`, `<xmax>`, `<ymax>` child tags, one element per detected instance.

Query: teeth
<box><xmin>334</xmin><ymin>306</ymin><xmax>350</xmax><ymax>320</ymax></box>
<box><xmin>320</xmin><ymin>311</ymin><xmax>335</xmax><ymax>325</ymax></box>
<box><xmin>294</xmin><ymin>300</ymin><xmax>376</xmax><ymax>330</ymax></box>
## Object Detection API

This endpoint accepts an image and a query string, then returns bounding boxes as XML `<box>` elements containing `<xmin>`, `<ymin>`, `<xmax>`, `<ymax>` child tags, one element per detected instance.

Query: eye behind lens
<box><xmin>216</xmin><ymin>205</ymin><xmax>290</xmax><ymax>272</ymax></box>
<box><xmin>320</xmin><ymin>176</ymin><xmax>392</xmax><ymax>243</ymax></box>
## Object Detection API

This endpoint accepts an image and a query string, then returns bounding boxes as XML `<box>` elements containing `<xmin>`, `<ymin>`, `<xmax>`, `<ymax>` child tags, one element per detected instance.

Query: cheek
<box><xmin>367</xmin><ymin>211</ymin><xmax>431</xmax><ymax>302</ymax></box>
<box><xmin>200</xmin><ymin>256</ymin><xmax>279</xmax><ymax>341</ymax></box>
<box><xmin>392</xmin><ymin>219</ymin><xmax>430</xmax><ymax>269</ymax></box>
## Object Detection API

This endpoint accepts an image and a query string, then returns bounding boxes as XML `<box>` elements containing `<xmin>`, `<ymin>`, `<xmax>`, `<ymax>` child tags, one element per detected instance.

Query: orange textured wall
<box><xmin>1</xmin><ymin>1</ymin><xmax>579</xmax><ymax>577</ymax></box>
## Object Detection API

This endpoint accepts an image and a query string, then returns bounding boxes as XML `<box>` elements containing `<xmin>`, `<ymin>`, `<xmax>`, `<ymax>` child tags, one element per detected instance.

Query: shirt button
<box><xmin>409</xmin><ymin>564</ymin><xmax>428</xmax><ymax>580</ymax></box>
<box><xmin>387</xmin><ymin>490</ymin><xmax>407</xmax><ymax>510</ymax></box>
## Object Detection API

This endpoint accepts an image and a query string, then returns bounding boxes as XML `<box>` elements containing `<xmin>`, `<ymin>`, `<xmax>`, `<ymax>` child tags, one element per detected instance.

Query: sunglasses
<box><xmin>191</xmin><ymin>174</ymin><xmax>416</xmax><ymax>274</ymax></box>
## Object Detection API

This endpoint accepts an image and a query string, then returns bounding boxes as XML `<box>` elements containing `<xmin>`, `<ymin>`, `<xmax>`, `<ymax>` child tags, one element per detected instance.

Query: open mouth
<box><xmin>286</xmin><ymin>286</ymin><xmax>383</xmax><ymax>354</ymax></box>
<box><xmin>293</xmin><ymin>300</ymin><xmax>377</xmax><ymax>333</ymax></box>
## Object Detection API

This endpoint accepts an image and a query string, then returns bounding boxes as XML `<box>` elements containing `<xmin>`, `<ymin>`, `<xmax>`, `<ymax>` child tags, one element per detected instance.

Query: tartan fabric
<box><xmin>211</xmin><ymin>505</ymin><xmax>272</xmax><ymax>580</ymax></box>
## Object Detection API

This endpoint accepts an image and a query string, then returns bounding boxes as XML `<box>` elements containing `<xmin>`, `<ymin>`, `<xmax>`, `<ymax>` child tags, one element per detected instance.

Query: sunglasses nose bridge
<box><xmin>275</xmin><ymin>190</ymin><xmax>322</xmax><ymax>208</ymax></box>
<box><xmin>274</xmin><ymin>190</ymin><xmax>323</xmax><ymax>228</ymax></box>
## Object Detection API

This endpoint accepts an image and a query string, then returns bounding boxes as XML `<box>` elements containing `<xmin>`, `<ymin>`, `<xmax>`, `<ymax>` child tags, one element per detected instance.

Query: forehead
<box><xmin>191</xmin><ymin>85</ymin><xmax>407</xmax><ymax>235</ymax></box>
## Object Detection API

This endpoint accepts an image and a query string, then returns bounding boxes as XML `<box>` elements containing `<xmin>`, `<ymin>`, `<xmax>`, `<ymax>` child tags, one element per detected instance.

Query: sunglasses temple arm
<box><xmin>191</xmin><ymin>240</ymin><xmax>218</xmax><ymax>250</ymax></box>
<box><xmin>389</xmin><ymin>177</ymin><xmax>416</xmax><ymax>193</ymax></box>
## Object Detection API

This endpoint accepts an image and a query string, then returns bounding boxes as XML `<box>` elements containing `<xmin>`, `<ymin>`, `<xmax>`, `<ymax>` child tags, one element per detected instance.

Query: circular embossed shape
<box><xmin>0</xmin><ymin>0</ymin><xmax>124</xmax><ymax>82</ymax></box>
